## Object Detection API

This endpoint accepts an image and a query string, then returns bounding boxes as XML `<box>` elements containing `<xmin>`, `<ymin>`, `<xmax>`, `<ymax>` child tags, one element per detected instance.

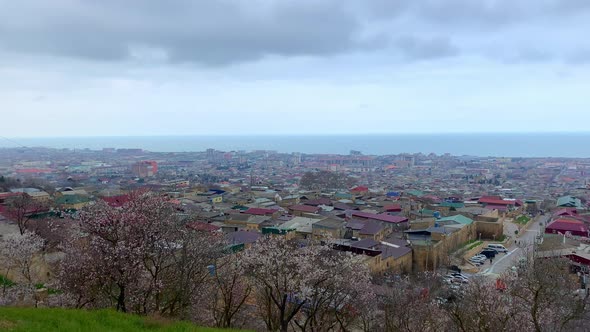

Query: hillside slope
<box><xmin>0</xmin><ymin>307</ymin><xmax>240</xmax><ymax>332</ymax></box>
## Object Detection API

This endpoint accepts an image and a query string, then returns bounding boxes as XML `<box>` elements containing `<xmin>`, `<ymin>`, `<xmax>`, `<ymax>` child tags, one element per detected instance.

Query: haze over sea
<box><xmin>2</xmin><ymin>133</ymin><xmax>590</xmax><ymax>158</ymax></box>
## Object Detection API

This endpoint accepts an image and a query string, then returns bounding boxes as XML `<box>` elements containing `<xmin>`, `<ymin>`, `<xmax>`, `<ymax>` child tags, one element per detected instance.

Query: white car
<box><xmin>442</xmin><ymin>275</ymin><xmax>455</xmax><ymax>284</ymax></box>
<box><xmin>486</xmin><ymin>244</ymin><xmax>508</xmax><ymax>253</ymax></box>
<box><xmin>446</xmin><ymin>274</ymin><xmax>469</xmax><ymax>283</ymax></box>
<box><xmin>470</xmin><ymin>255</ymin><xmax>487</xmax><ymax>262</ymax></box>
<box><xmin>469</xmin><ymin>256</ymin><xmax>487</xmax><ymax>264</ymax></box>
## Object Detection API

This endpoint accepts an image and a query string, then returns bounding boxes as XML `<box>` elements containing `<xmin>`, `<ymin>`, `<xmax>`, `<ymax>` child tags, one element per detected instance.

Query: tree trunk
<box><xmin>281</xmin><ymin>322</ymin><xmax>289</xmax><ymax>332</ymax></box>
<box><xmin>116</xmin><ymin>284</ymin><xmax>127</xmax><ymax>312</ymax></box>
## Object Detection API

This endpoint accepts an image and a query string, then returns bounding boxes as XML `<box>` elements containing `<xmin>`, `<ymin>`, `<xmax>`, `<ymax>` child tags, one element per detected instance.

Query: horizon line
<box><xmin>6</xmin><ymin>131</ymin><xmax>590</xmax><ymax>139</ymax></box>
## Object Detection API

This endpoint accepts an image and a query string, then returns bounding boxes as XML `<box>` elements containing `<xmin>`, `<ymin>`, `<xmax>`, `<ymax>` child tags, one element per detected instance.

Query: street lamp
<box><xmin>479</xmin><ymin>233</ymin><xmax>481</xmax><ymax>241</ymax></box>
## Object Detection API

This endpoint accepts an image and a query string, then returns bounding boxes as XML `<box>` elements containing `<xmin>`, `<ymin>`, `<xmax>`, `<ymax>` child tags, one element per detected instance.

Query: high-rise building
<box><xmin>131</xmin><ymin>160</ymin><xmax>158</xmax><ymax>178</ymax></box>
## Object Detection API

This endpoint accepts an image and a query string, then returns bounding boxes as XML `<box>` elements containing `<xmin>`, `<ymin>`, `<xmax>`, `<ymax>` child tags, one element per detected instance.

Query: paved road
<box><xmin>483</xmin><ymin>214</ymin><xmax>549</xmax><ymax>275</ymax></box>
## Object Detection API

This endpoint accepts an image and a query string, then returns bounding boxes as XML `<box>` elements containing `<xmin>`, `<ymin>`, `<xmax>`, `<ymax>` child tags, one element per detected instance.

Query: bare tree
<box><xmin>443</xmin><ymin>276</ymin><xmax>519</xmax><ymax>332</ymax></box>
<box><xmin>5</xmin><ymin>193</ymin><xmax>47</xmax><ymax>235</ymax></box>
<box><xmin>205</xmin><ymin>253</ymin><xmax>252</xmax><ymax>328</ymax></box>
<box><xmin>58</xmin><ymin>191</ymin><xmax>223</xmax><ymax>316</ymax></box>
<box><xmin>292</xmin><ymin>251</ymin><xmax>375</xmax><ymax>332</ymax></box>
<box><xmin>242</xmin><ymin>236</ymin><xmax>311</xmax><ymax>332</ymax></box>
<box><xmin>0</xmin><ymin>231</ymin><xmax>44</xmax><ymax>288</ymax></box>
<box><xmin>242</xmin><ymin>237</ymin><xmax>375</xmax><ymax>332</ymax></box>
<box><xmin>507</xmin><ymin>255</ymin><xmax>589</xmax><ymax>332</ymax></box>
<box><xmin>382</xmin><ymin>274</ymin><xmax>450</xmax><ymax>332</ymax></box>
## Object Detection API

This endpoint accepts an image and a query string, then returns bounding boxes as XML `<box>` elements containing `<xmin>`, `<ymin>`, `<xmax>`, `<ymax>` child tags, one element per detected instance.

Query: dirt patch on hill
<box><xmin>0</xmin><ymin>319</ymin><xmax>17</xmax><ymax>329</ymax></box>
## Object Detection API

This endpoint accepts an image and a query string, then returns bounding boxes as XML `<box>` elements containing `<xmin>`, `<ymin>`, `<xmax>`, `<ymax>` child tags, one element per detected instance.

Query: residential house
<box><xmin>545</xmin><ymin>219</ymin><xmax>589</xmax><ymax>237</ymax></box>
<box><xmin>347</xmin><ymin>210</ymin><xmax>409</xmax><ymax>232</ymax></box>
<box><xmin>288</xmin><ymin>204</ymin><xmax>321</xmax><ymax>217</ymax></box>
<box><xmin>26</xmin><ymin>191</ymin><xmax>51</xmax><ymax>203</ymax></box>
<box><xmin>187</xmin><ymin>222</ymin><xmax>222</xmax><ymax>233</ymax></box>
<box><xmin>226</xmin><ymin>230</ymin><xmax>261</xmax><ymax>251</ymax></box>
<box><xmin>358</xmin><ymin>221</ymin><xmax>388</xmax><ymax>241</ymax></box>
<box><xmin>226</xmin><ymin>213</ymin><xmax>268</xmax><ymax>231</ymax></box>
<box><xmin>54</xmin><ymin>194</ymin><xmax>90</xmax><ymax>210</ymax></box>
<box><xmin>312</xmin><ymin>217</ymin><xmax>346</xmax><ymax>239</ymax></box>
<box><xmin>478</xmin><ymin>196</ymin><xmax>523</xmax><ymax>212</ymax></box>
<box><xmin>242</xmin><ymin>207</ymin><xmax>280</xmax><ymax>219</ymax></box>
<box><xmin>277</xmin><ymin>217</ymin><xmax>319</xmax><ymax>240</ymax></box>
<box><xmin>350</xmin><ymin>186</ymin><xmax>369</xmax><ymax>195</ymax></box>
<box><xmin>333</xmin><ymin>238</ymin><xmax>412</xmax><ymax>274</ymax></box>
<box><xmin>557</xmin><ymin>195</ymin><xmax>583</xmax><ymax>209</ymax></box>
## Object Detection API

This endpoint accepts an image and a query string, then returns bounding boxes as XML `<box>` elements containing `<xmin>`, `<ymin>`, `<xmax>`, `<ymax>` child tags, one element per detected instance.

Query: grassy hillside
<box><xmin>0</xmin><ymin>307</ymin><xmax>239</xmax><ymax>332</ymax></box>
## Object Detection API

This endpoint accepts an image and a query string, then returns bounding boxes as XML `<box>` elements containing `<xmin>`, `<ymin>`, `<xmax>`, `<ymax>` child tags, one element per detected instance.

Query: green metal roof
<box><xmin>261</xmin><ymin>227</ymin><xmax>293</xmax><ymax>235</ymax></box>
<box><xmin>556</xmin><ymin>195</ymin><xmax>582</xmax><ymax>208</ymax></box>
<box><xmin>54</xmin><ymin>195</ymin><xmax>90</xmax><ymax>205</ymax></box>
<box><xmin>437</xmin><ymin>214</ymin><xmax>473</xmax><ymax>225</ymax></box>
<box><xmin>418</xmin><ymin>209</ymin><xmax>436</xmax><ymax>216</ymax></box>
<box><xmin>440</xmin><ymin>202</ymin><xmax>465</xmax><ymax>209</ymax></box>
<box><xmin>406</xmin><ymin>189</ymin><xmax>424</xmax><ymax>197</ymax></box>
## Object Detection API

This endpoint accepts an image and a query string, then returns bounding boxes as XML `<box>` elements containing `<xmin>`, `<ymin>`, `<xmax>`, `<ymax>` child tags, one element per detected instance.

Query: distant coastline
<box><xmin>1</xmin><ymin>133</ymin><xmax>590</xmax><ymax>158</ymax></box>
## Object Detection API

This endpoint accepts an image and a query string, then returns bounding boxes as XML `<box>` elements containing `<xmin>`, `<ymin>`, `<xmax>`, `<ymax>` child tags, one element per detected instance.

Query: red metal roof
<box><xmin>350</xmin><ymin>186</ymin><xmax>369</xmax><ymax>193</ymax></box>
<box><xmin>553</xmin><ymin>208</ymin><xmax>578</xmax><ymax>217</ymax></box>
<box><xmin>383</xmin><ymin>204</ymin><xmax>402</xmax><ymax>212</ymax></box>
<box><xmin>0</xmin><ymin>192</ymin><xmax>19</xmax><ymax>199</ymax></box>
<box><xmin>243</xmin><ymin>208</ymin><xmax>276</xmax><ymax>216</ymax></box>
<box><xmin>565</xmin><ymin>254</ymin><xmax>590</xmax><ymax>266</ymax></box>
<box><xmin>478</xmin><ymin>197</ymin><xmax>516</xmax><ymax>205</ymax></box>
<box><xmin>289</xmin><ymin>204</ymin><xmax>320</xmax><ymax>213</ymax></box>
<box><xmin>546</xmin><ymin>219</ymin><xmax>589</xmax><ymax>236</ymax></box>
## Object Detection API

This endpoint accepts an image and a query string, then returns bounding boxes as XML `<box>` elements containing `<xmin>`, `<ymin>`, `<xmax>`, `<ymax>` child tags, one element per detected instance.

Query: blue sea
<box><xmin>2</xmin><ymin>133</ymin><xmax>590</xmax><ymax>158</ymax></box>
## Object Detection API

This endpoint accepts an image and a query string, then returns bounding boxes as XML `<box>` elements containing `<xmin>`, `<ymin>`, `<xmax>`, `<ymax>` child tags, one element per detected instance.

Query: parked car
<box><xmin>469</xmin><ymin>255</ymin><xmax>487</xmax><ymax>264</ymax></box>
<box><xmin>450</xmin><ymin>272</ymin><xmax>469</xmax><ymax>279</ymax></box>
<box><xmin>446</xmin><ymin>274</ymin><xmax>469</xmax><ymax>283</ymax></box>
<box><xmin>486</xmin><ymin>244</ymin><xmax>508</xmax><ymax>253</ymax></box>
<box><xmin>449</xmin><ymin>265</ymin><xmax>462</xmax><ymax>273</ymax></box>
<box><xmin>442</xmin><ymin>275</ymin><xmax>454</xmax><ymax>284</ymax></box>
<box><xmin>479</xmin><ymin>249</ymin><xmax>497</xmax><ymax>258</ymax></box>
<box><xmin>452</xmin><ymin>277</ymin><xmax>469</xmax><ymax>284</ymax></box>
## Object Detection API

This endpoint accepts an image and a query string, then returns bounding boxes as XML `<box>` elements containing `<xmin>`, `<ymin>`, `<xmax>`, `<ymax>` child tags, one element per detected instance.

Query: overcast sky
<box><xmin>1</xmin><ymin>0</ymin><xmax>590</xmax><ymax>137</ymax></box>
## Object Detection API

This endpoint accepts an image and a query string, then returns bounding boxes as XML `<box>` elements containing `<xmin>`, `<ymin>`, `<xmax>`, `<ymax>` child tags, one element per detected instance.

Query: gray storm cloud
<box><xmin>3</xmin><ymin>0</ymin><xmax>587</xmax><ymax>65</ymax></box>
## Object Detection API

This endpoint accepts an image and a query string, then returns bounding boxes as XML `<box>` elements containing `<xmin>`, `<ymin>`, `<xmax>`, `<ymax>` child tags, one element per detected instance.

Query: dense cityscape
<box><xmin>2</xmin><ymin>0</ymin><xmax>590</xmax><ymax>330</ymax></box>
<box><xmin>1</xmin><ymin>145</ymin><xmax>589</xmax><ymax>331</ymax></box>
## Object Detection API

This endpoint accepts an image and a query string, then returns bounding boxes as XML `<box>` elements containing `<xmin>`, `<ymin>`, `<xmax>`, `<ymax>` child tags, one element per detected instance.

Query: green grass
<box><xmin>34</xmin><ymin>283</ymin><xmax>62</xmax><ymax>295</ymax></box>
<box><xmin>460</xmin><ymin>239</ymin><xmax>478</xmax><ymax>248</ymax></box>
<box><xmin>0</xmin><ymin>275</ymin><xmax>15</xmax><ymax>288</ymax></box>
<box><xmin>0</xmin><ymin>307</ymin><xmax>241</xmax><ymax>332</ymax></box>
<box><xmin>515</xmin><ymin>215</ymin><xmax>531</xmax><ymax>225</ymax></box>
<box><xmin>465</xmin><ymin>240</ymin><xmax>483</xmax><ymax>251</ymax></box>
<box><xmin>460</xmin><ymin>239</ymin><xmax>483</xmax><ymax>250</ymax></box>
